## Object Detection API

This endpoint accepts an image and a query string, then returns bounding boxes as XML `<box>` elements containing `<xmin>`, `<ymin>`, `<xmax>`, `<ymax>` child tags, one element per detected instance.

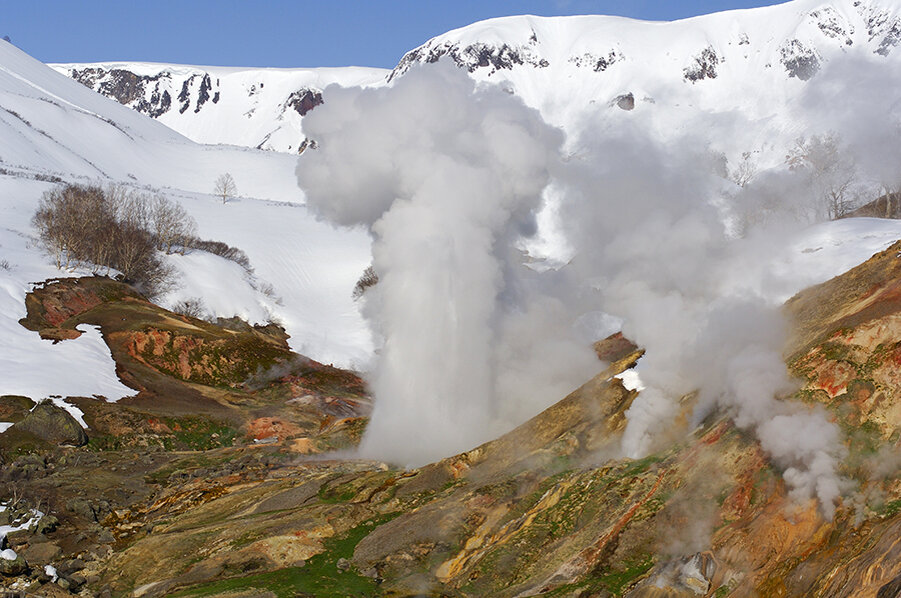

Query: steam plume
<box><xmin>297</xmin><ymin>61</ymin><xmax>849</xmax><ymax>518</ymax></box>
<box><xmin>297</xmin><ymin>64</ymin><xmax>598</xmax><ymax>465</ymax></box>
<box><xmin>558</xmin><ymin>126</ymin><xmax>846</xmax><ymax>517</ymax></box>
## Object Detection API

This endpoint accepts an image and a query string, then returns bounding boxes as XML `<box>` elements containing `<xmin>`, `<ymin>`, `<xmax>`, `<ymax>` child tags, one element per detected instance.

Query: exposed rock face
<box><xmin>59</xmin><ymin>65</ymin><xmax>341</xmax><ymax>152</ymax></box>
<box><xmin>781</xmin><ymin>39</ymin><xmax>821</xmax><ymax>80</ymax></box>
<box><xmin>68</xmin><ymin>68</ymin><xmax>173</xmax><ymax>118</ymax></box>
<box><xmin>570</xmin><ymin>50</ymin><xmax>623</xmax><ymax>72</ymax></box>
<box><xmin>14</xmin><ymin>401</ymin><xmax>87</xmax><ymax>446</ymax></box>
<box><xmin>684</xmin><ymin>46</ymin><xmax>721</xmax><ymax>82</ymax></box>
<box><xmin>390</xmin><ymin>35</ymin><xmax>549</xmax><ymax>80</ymax></box>
<box><xmin>284</xmin><ymin>88</ymin><xmax>323</xmax><ymax>116</ymax></box>
<box><xmin>857</xmin><ymin>1</ymin><xmax>901</xmax><ymax>55</ymax></box>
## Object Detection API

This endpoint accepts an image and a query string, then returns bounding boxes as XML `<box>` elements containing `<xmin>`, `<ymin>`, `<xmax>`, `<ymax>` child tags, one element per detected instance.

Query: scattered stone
<box><xmin>58</xmin><ymin>557</ymin><xmax>85</xmax><ymax>575</ymax></box>
<box><xmin>336</xmin><ymin>557</ymin><xmax>351</xmax><ymax>572</ymax></box>
<box><xmin>613</xmin><ymin>92</ymin><xmax>635</xmax><ymax>111</ymax></box>
<box><xmin>64</xmin><ymin>572</ymin><xmax>86</xmax><ymax>591</ymax></box>
<box><xmin>22</xmin><ymin>542</ymin><xmax>60</xmax><ymax>565</ymax></box>
<box><xmin>66</xmin><ymin>498</ymin><xmax>96</xmax><ymax>521</ymax></box>
<box><xmin>6</xmin><ymin>529</ymin><xmax>30</xmax><ymax>548</ymax></box>
<box><xmin>97</xmin><ymin>529</ymin><xmax>115</xmax><ymax>544</ymax></box>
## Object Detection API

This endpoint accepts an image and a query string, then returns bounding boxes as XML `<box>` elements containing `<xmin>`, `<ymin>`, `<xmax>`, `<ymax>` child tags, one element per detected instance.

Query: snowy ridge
<box><xmin>53</xmin><ymin>0</ymin><xmax>901</xmax><ymax>165</ymax></box>
<box><xmin>389</xmin><ymin>0</ymin><xmax>901</xmax><ymax>160</ymax></box>
<box><xmin>50</xmin><ymin>61</ymin><xmax>388</xmax><ymax>152</ymax></box>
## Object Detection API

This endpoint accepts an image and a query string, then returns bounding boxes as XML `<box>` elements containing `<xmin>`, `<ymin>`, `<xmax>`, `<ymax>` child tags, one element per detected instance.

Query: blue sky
<box><xmin>4</xmin><ymin>1</ymin><xmax>790</xmax><ymax>68</ymax></box>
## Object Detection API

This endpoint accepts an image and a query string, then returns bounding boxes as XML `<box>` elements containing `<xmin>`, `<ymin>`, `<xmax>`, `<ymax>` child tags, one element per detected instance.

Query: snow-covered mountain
<box><xmin>390</xmin><ymin>0</ymin><xmax>901</xmax><ymax>160</ymax></box>
<box><xmin>55</xmin><ymin>0</ymin><xmax>901</xmax><ymax>169</ymax></box>
<box><xmin>50</xmin><ymin>62</ymin><xmax>387</xmax><ymax>152</ymax></box>
<box><xmin>0</xmin><ymin>37</ymin><xmax>373</xmax><ymax>406</ymax></box>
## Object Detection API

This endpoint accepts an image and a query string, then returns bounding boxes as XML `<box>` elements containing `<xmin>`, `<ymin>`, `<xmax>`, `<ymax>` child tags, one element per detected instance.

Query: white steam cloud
<box><xmin>297</xmin><ymin>61</ymin><xmax>854</xmax><ymax>517</ymax></box>
<box><xmin>297</xmin><ymin>64</ymin><xmax>599</xmax><ymax>465</ymax></box>
<box><xmin>558</xmin><ymin>126</ymin><xmax>847</xmax><ymax>518</ymax></box>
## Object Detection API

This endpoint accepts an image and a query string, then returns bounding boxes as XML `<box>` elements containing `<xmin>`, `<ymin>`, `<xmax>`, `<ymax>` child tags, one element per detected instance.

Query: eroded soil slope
<box><xmin>4</xmin><ymin>240</ymin><xmax>901</xmax><ymax>598</ymax></box>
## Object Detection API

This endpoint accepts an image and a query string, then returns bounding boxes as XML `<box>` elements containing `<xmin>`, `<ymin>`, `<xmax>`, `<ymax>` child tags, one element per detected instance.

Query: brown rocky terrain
<box><xmin>2</xmin><ymin>240</ymin><xmax>901</xmax><ymax>597</ymax></box>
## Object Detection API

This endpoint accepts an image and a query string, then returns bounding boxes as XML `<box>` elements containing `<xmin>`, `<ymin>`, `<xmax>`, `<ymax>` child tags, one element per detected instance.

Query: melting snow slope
<box><xmin>0</xmin><ymin>39</ymin><xmax>373</xmax><ymax>408</ymax></box>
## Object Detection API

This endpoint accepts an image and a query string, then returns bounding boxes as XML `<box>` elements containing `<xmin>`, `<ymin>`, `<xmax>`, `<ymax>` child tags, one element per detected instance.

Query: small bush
<box><xmin>0</xmin><ymin>259</ymin><xmax>10</xmax><ymax>271</ymax></box>
<box><xmin>171</xmin><ymin>297</ymin><xmax>208</xmax><ymax>320</ymax></box>
<box><xmin>187</xmin><ymin>237</ymin><xmax>253</xmax><ymax>274</ymax></box>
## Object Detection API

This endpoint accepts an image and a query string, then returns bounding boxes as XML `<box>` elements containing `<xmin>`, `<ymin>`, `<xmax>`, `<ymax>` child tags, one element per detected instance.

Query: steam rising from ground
<box><xmin>298</xmin><ymin>63</ymin><xmax>848</xmax><ymax>516</ymax></box>
<box><xmin>298</xmin><ymin>64</ymin><xmax>598</xmax><ymax>465</ymax></box>
<box><xmin>559</xmin><ymin>128</ymin><xmax>846</xmax><ymax>517</ymax></box>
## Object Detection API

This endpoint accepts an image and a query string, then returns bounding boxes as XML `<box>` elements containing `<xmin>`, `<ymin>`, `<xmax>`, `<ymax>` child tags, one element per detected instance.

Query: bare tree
<box><xmin>151</xmin><ymin>195</ymin><xmax>197</xmax><ymax>254</ymax></box>
<box><xmin>729</xmin><ymin>151</ymin><xmax>758</xmax><ymax>188</ymax></box>
<box><xmin>214</xmin><ymin>173</ymin><xmax>237</xmax><ymax>204</ymax></box>
<box><xmin>32</xmin><ymin>183</ymin><xmax>175</xmax><ymax>298</ymax></box>
<box><xmin>786</xmin><ymin>134</ymin><xmax>859</xmax><ymax>220</ymax></box>
<box><xmin>32</xmin><ymin>185</ymin><xmax>114</xmax><ymax>270</ymax></box>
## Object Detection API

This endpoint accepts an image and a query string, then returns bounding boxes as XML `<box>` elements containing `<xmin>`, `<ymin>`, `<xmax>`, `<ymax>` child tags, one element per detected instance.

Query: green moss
<box><xmin>820</xmin><ymin>341</ymin><xmax>854</xmax><ymax>363</ymax></box>
<box><xmin>618</xmin><ymin>454</ymin><xmax>664</xmax><ymax>478</ymax></box>
<box><xmin>87</xmin><ymin>433</ymin><xmax>124</xmax><ymax>451</ymax></box>
<box><xmin>877</xmin><ymin>499</ymin><xmax>901</xmax><ymax>518</ymax></box>
<box><xmin>595</xmin><ymin>554</ymin><xmax>655</xmax><ymax>596</ymax></box>
<box><xmin>162</xmin><ymin>416</ymin><xmax>237</xmax><ymax>451</ymax></box>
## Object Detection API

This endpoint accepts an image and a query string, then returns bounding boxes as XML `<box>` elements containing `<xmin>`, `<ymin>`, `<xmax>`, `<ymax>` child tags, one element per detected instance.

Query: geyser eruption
<box><xmin>298</xmin><ymin>61</ymin><xmax>847</xmax><ymax>517</ymax></box>
<box><xmin>297</xmin><ymin>65</ymin><xmax>598</xmax><ymax>465</ymax></box>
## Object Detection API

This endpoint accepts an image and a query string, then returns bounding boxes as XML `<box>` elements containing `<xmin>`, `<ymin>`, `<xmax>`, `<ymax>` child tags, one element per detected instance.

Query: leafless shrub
<box><xmin>171</xmin><ymin>297</ymin><xmax>208</xmax><ymax>319</ymax></box>
<box><xmin>786</xmin><ymin>134</ymin><xmax>860</xmax><ymax>220</ymax></box>
<box><xmin>729</xmin><ymin>151</ymin><xmax>758</xmax><ymax>188</ymax></box>
<box><xmin>151</xmin><ymin>194</ymin><xmax>197</xmax><ymax>255</ymax></box>
<box><xmin>187</xmin><ymin>238</ymin><xmax>253</xmax><ymax>274</ymax></box>
<box><xmin>32</xmin><ymin>183</ymin><xmax>177</xmax><ymax>298</ymax></box>
<box><xmin>0</xmin><ymin>259</ymin><xmax>10</xmax><ymax>271</ymax></box>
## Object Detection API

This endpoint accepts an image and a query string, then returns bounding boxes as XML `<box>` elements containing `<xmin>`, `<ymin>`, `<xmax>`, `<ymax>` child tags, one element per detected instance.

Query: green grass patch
<box><xmin>170</xmin><ymin>513</ymin><xmax>399</xmax><ymax>598</ymax></box>
<box><xmin>878</xmin><ymin>499</ymin><xmax>901</xmax><ymax>518</ymax></box>
<box><xmin>595</xmin><ymin>554</ymin><xmax>655</xmax><ymax>596</ymax></box>
<box><xmin>161</xmin><ymin>416</ymin><xmax>237</xmax><ymax>451</ymax></box>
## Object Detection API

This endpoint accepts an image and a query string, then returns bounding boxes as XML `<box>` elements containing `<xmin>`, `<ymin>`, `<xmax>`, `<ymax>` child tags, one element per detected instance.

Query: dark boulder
<box><xmin>14</xmin><ymin>401</ymin><xmax>87</xmax><ymax>446</ymax></box>
<box><xmin>0</xmin><ymin>553</ymin><xmax>28</xmax><ymax>576</ymax></box>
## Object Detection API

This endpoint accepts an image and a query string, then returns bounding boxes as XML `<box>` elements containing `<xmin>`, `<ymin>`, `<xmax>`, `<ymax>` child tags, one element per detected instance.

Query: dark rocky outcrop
<box><xmin>571</xmin><ymin>50</ymin><xmax>623</xmax><ymax>72</ymax></box>
<box><xmin>284</xmin><ymin>88</ymin><xmax>323</xmax><ymax>117</ymax></box>
<box><xmin>0</xmin><ymin>554</ymin><xmax>27</xmax><ymax>577</ymax></box>
<box><xmin>683</xmin><ymin>46</ymin><xmax>721</xmax><ymax>82</ymax></box>
<box><xmin>614</xmin><ymin>92</ymin><xmax>635</xmax><ymax>111</ymax></box>
<box><xmin>781</xmin><ymin>39</ymin><xmax>821</xmax><ymax>80</ymax></box>
<box><xmin>391</xmin><ymin>40</ymin><xmax>548</xmax><ymax>80</ymax></box>
<box><xmin>14</xmin><ymin>401</ymin><xmax>87</xmax><ymax>447</ymax></box>
<box><xmin>194</xmin><ymin>74</ymin><xmax>213</xmax><ymax>113</ymax></box>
